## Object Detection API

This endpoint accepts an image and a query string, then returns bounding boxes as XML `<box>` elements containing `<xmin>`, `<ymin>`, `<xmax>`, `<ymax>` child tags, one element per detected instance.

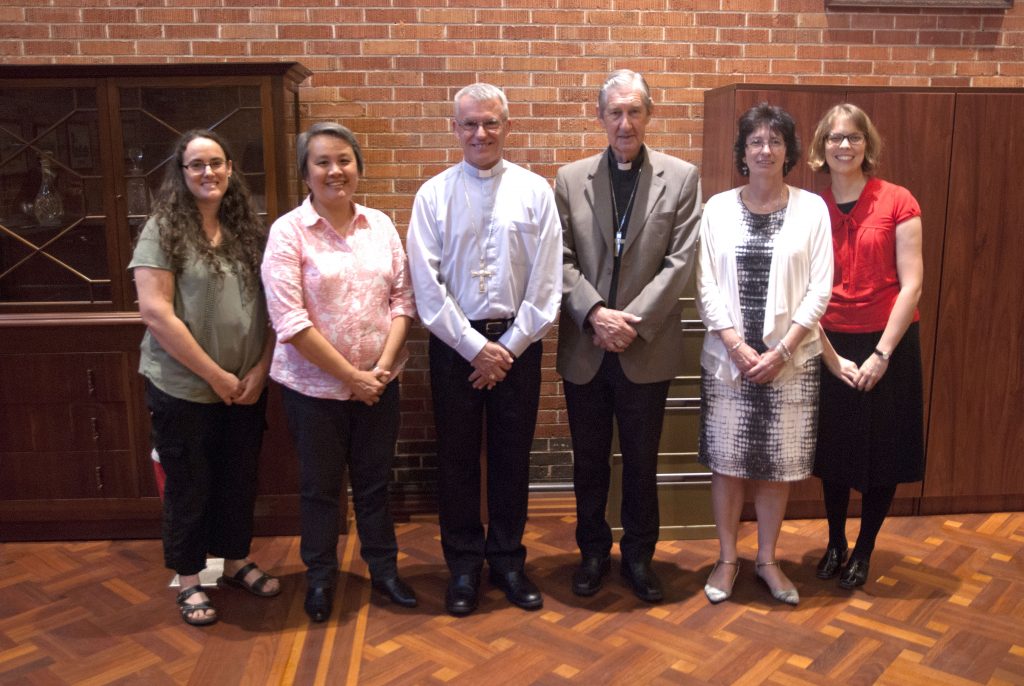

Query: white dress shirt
<box><xmin>407</xmin><ymin>159</ymin><xmax>562</xmax><ymax>361</ymax></box>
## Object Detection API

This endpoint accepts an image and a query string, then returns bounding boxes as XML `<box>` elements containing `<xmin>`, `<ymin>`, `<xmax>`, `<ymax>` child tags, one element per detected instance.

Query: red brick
<box><xmin>1</xmin><ymin>24</ymin><xmax>48</xmax><ymax>39</ymax></box>
<box><xmin>165</xmin><ymin>24</ymin><xmax>219</xmax><ymax>40</ymax></box>
<box><xmin>194</xmin><ymin>9</ymin><xmax>250</xmax><ymax>23</ymax></box>
<box><xmin>135</xmin><ymin>40</ymin><xmax>192</xmax><ymax>56</ymax></box>
<box><xmin>80</xmin><ymin>40</ymin><xmax>136</xmax><ymax>55</ymax></box>
<box><xmin>220</xmin><ymin>25</ymin><xmax>277</xmax><ymax>40</ymax></box>
<box><xmin>139</xmin><ymin>8</ymin><xmax>195</xmax><ymax>23</ymax></box>
<box><xmin>81</xmin><ymin>8</ymin><xmax>137</xmax><ymax>23</ymax></box>
<box><xmin>25</xmin><ymin>7</ymin><xmax>79</xmax><ymax>22</ymax></box>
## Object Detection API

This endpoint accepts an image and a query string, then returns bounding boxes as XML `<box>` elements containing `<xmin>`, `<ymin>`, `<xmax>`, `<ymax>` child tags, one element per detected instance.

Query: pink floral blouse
<box><xmin>261</xmin><ymin>197</ymin><xmax>416</xmax><ymax>400</ymax></box>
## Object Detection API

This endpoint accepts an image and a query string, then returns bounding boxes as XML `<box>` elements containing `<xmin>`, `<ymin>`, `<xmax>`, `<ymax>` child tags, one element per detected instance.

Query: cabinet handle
<box><xmin>86</xmin><ymin>369</ymin><xmax>96</xmax><ymax>397</ymax></box>
<box><xmin>90</xmin><ymin>417</ymin><xmax>100</xmax><ymax>442</ymax></box>
<box><xmin>95</xmin><ymin>466</ymin><xmax>104</xmax><ymax>492</ymax></box>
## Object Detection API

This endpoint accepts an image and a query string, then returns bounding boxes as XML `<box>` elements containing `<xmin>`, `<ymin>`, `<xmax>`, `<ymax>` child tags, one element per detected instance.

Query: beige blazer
<box><xmin>555</xmin><ymin>148</ymin><xmax>702</xmax><ymax>385</ymax></box>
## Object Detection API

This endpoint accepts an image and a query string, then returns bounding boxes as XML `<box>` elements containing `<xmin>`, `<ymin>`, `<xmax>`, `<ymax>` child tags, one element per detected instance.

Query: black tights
<box><xmin>822</xmin><ymin>480</ymin><xmax>896</xmax><ymax>563</ymax></box>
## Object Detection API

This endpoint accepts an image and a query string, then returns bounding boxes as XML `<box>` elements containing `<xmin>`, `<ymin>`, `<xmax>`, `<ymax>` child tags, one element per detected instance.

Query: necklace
<box><xmin>742</xmin><ymin>185</ymin><xmax>788</xmax><ymax>214</ymax></box>
<box><xmin>609</xmin><ymin>168</ymin><xmax>642</xmax><ymax>258</ymax></box>
<box><xmin>461</xmin><ymin>164</ymin><xmax>498</xmax><ymax>293</ymax></box>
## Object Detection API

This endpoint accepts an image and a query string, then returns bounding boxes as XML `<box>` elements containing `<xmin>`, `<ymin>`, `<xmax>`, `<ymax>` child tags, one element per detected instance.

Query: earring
<box><xmin>740</xmin><ymin>163</ymin><xmax>749</xmax><ymax>176</ymax></box>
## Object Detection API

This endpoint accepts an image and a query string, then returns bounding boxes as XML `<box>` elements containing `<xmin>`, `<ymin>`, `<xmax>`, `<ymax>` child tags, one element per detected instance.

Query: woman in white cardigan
<box><xmin>697</xmin><ymin>104</ymin><xmax>833</xmax><ymax>606</ymax></box>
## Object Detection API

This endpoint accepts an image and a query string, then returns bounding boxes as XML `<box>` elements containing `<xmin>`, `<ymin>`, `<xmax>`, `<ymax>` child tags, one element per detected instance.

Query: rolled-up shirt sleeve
<box><xmin>261</xmin><ymin>217</ymin><xmax>311</xmax><ymax>343</ymax></box>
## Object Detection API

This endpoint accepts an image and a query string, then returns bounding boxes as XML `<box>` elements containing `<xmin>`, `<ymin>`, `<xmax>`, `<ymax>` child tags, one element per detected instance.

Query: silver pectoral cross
<box><xmin>471</xmin><ymin>262</ymin><xmax>493</xmax><ymax>293</ymax></box>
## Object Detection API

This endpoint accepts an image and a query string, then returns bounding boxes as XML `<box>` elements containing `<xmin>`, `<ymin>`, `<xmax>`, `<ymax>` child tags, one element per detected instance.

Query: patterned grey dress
<box><xmin>698</xmin><ymin>197</ymin><xmax>819</xmax><ymax>481</ymax></box>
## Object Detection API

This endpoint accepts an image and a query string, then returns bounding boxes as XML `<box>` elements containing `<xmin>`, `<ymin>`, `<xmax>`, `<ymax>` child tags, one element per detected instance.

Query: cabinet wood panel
<box><xmin>923</xmin><ymin>92</ymin><xmax>1024</xmax><ymax>500</ymax></box>
<box><xmin>0</xmin><ymin>450</ymin><xmax>136</xmax><ymax>499</ymax></box>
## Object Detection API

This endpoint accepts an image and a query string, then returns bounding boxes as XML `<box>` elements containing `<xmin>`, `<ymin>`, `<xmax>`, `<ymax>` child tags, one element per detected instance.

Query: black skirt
<box><xmin>813</xmin><ymin>322</ymin><xmax>924</xmax><ymax>492</ymax></box>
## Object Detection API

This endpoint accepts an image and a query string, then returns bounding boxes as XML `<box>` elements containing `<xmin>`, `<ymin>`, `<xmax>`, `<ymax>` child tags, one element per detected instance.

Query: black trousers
<box><xmin>280</xmin><ymin>382</ymin><xmax>400</xmax><ymax>587</ymax></box>
<box><xmin>145</xmin><ymin>380</ymin><xmax>267</xmax><ymax>576</ymax></box>
<box><xmin>428</xmin><ymin>334</ymin><xmax>542</xmax><ymax>575</ymax></box>
<box><xmin>563</xmin><ymin>353</ymin><xmax>670</xmax><ymax>564</ymax></box>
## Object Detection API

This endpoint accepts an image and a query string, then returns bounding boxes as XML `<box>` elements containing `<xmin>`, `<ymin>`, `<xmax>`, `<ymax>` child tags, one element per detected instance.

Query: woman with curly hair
<box><xmin>130</xmin><ymin>129</ymin><xmax>279</xmax><ymax>626</ymax></box>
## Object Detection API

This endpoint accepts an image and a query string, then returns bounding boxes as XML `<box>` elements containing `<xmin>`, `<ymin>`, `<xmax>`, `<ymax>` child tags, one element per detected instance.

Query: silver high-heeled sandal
<box><xmin>704</xmin><ymin>559</ymin><xmax>740</xmax><ymax>604</ymax></box>
<box><xmin>755</xmin><ymin>560</ymin><xmax>799</xmax><ymax>606</ymax></box>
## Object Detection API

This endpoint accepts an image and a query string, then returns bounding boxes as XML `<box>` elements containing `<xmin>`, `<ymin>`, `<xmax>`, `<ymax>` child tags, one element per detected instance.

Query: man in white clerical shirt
<box><xmin>406</xmin><ymin>83</ymin><xmax>562</xmax><ymax>617</ymax></box>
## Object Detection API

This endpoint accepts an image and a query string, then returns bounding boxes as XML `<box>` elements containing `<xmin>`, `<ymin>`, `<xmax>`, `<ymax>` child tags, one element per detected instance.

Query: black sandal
<box><xmin>176</xmin><ymin>585</ymin><xmax>218</xmax><ymax>626</ymax></box>
<box><xmin>217</xmin><ymin>561</ymin><xmax>280</xmax><ymax>597</ymax></box>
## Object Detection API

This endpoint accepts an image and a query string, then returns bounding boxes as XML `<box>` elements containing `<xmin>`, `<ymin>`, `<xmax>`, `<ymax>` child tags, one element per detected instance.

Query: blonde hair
<box><xmin>807</xmin><ymin>103</ymin><xmax>883</xmax><ymax>175</ymax></box>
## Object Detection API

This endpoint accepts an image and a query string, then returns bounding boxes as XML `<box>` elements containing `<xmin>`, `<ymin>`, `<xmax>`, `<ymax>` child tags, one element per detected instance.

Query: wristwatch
<box><xmin>873</xmin><ymin>348</ymin><xmax>891</xmax><ymax>361</ymax></box>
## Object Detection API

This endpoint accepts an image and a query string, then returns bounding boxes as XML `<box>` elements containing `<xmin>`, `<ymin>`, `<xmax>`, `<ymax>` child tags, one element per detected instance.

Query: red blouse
<box><xmin>819</xmin><ymin>177</ymin><xmax>921</xmax><ymax>333</ymax></box>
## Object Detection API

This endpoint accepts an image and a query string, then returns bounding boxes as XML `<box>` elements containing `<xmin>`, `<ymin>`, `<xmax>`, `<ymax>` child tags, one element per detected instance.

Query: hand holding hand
<box><xmin>232</xmin><ymin>364</ymin><xmax>268</xmax><ymax>405</ymax></box>
<box><xmin>209</xmin><ymin>370</ymin><xmax>242</xmax><ymax>405</ymax></box>
<box><xmin>856</xmin><ymin>353</ymin><xmax>888</xmax><ymax>392</ymax></box>
<box><xmin>745</xmin><ymin>348</ymin><xmax>785</xmax><ymax>385</ymax></box>
<box><xmin>589</xmin><ymin>306</ymin><xmax>641</xmax><ymax>353</ymax></box>
<box><xmin>469</xmin><ymin>341</ymin><xmax>514</xmax><ymax>390</ymax></box>
<box><xmin>349</xmin><ymin>369</ymin><xmax>386</xmax><ymax>405</ymax></box>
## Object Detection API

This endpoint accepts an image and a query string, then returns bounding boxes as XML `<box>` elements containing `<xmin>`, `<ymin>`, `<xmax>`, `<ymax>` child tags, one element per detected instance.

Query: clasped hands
<box><xmin>347</xmin><ymin>365</ymin><xmax>393</xmax><ymax>405</ymax></box>
<box><xmin>469</xmin><ymin>341</ymin><xmax>514</xmax><ymax>390</ymax></box>
<box><xmin>588</xmin><ymin>306</ymin><xmax>641</xmax><ymax>354</ymax></box>
<box><xmin>728</xmin><ymin>341</ymin><xmax>785</xmax><ymax>385</ymax></box>
<box><xmin>827</xmin><ymin>352</ymin><xmax>888</xmax><ymax>392</ymax></box>
<box><xmin>210</xmin><ymin>366</ymin><xmax>267</xmax><ymax>406</ymax></box>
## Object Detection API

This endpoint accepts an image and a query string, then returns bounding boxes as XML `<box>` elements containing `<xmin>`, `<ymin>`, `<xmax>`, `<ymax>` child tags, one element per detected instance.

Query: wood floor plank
<box><xmin>1</xmin><ymin>501</ymin><xmax>1022</xmax><ymax>684</ymax></box>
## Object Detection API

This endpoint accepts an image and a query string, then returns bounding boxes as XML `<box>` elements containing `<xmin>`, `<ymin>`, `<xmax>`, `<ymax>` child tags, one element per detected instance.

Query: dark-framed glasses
<box><xmin>457</xmin><ymin>119</ymin><xmax>504</xmax><ymax>133</ymax></box>
<box><xmin>825</xmin><ymin>133</ymin><xmax>865</xmax><ymax>146</ymax></box>
<box><xmin>182</xmin><ymin>158</ymin><xmax>226</xmax><ymax>173</ymax></box>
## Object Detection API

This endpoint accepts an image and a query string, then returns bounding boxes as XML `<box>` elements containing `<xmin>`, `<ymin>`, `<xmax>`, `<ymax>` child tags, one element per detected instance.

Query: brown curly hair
<box><xmin>148</xmin><ymin>129</ymin><xmax>266</xmax><ymax>296</ymax></box>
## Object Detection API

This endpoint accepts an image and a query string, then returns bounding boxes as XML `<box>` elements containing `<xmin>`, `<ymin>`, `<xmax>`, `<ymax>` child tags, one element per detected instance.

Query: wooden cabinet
<box><xmin>0</xmin><ymin>63</ymin><xmax>310</xmax><ymax>541</ymax></box>
<box><xmin>702</xmin><ymin>84</ymin><xmax>1024</xmax><ymax>517</ymax></box>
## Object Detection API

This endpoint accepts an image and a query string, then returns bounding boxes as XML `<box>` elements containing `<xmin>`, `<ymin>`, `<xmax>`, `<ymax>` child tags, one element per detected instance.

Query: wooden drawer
<box><xmin>0</xmin><ymin>353</ymin><xmax>129</xmax><ymax>403</ymax></box>
<box><xmin>0</xmin><ymin>450</ymin><xmax>137</xmax><ymax>499</ymax></box>
<box><xmin>0</xmin><ymin>401</ymin><xmax>130</xmax><ymax>452</ymax></box>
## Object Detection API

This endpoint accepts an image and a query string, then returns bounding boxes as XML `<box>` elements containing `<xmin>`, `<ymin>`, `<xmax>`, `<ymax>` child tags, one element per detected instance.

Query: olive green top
<box><xmin>129</xmin><ymin>218</ymin><xmax>268</xmax><ymax>403</ymax></box>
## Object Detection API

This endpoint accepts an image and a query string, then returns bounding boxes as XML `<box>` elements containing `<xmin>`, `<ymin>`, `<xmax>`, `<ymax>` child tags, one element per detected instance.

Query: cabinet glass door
<box><xmin>0</xmin><ymin>87</ymin><xmax>110</xmax><ymax>305</ymax></box>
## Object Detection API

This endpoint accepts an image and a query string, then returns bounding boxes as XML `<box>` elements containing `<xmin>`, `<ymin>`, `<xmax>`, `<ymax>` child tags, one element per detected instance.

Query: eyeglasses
<box><xmin>745</xmin><ymin>138</ymin><xmax>785</xmax><ymax>151</ymax></box>
<box><xmin>825</xmin><ymin>133</ymin><xmax>865</xmax><ymax>146</ymax></box>
<box><xmin>182</xmin><ymin>158</ymin><xmax>226</xmax><ymax>173</ymax></box>
<box><xmin>457</xmin><ymin>119</ymin><xmax>504</xmax><ymax>133</ymax></box>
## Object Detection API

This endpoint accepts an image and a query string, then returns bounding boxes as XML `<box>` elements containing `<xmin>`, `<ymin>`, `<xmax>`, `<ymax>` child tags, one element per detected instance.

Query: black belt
<box><xmin>470</xmin><ymin>318</ymin><xmax>513</xmax><ymax>339</ymax></box>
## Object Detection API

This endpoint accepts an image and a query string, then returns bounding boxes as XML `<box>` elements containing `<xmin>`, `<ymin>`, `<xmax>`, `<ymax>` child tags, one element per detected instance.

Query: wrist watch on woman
<box><xmin>873</xmin><ymin>348</ymin><xmax>891</xmax><ymax>361</ymax></box>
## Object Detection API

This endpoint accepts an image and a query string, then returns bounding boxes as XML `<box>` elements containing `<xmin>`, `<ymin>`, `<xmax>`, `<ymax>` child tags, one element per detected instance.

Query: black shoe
<box><xmin>815</xmin><ymin>544</ymin><xmax>849</xmax><ymax>580</ymax></box>
<box><xmin>838</xmin><ymin>559</ymin><xmax>870</xmax><ymax>589</ymax></box>
<box><xmin>572</xmin><ymin>556</ymin><xmax>610</xmax><ymax>597</ymax></box>
<box><xmin>621</xmin><ymin>560</ymin><xmax>664</xmax><ymax>603</ymax></box>
<box><xmin>445</xmin><ymin>573</ymin><xmax>480</xmax><ymax>616</ymax></box>
<box><xmin>372</xmin><ymin>575</ymin><xmax>418</xmax><ymax>608</ymax></box>
<box><xmin>304</xmin><ymin>586</ymin><xmax>333</xmax><ymax>623</ymax></box>
<box><xmin>489</xmin><ymin>569</ymin><xmax>543</xmax><ymax>610</ymax></box>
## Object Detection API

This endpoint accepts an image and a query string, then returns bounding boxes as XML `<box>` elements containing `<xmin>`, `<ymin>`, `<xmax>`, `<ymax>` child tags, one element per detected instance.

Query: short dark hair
<box><xmin>733</xmin><ymin>103</ymin><xmax>800</xmax><ymax>177</ymax></box>
<box><xmin>297</xmin><ymin>122</ymin><xmax>364</xmax><ymax>179</ymax></box>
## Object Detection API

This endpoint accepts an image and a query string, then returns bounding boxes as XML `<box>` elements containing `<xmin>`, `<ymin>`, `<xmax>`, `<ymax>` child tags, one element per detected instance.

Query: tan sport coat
<box><xmin>555</xmin><ymin>148</ymin><xmax>701</xmax><ymax>385</ymax></box>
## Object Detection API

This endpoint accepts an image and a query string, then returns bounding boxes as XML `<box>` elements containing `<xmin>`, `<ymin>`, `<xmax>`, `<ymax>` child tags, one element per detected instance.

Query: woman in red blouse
<box><xmin>807</xmin><ymin>104</ymin><xmax>925</xmax><ymax>590</ymax></box>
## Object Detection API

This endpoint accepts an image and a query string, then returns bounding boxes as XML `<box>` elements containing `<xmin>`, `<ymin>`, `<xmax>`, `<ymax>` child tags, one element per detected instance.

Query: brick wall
<box><xmin>3</xmin><ymin>0</ymin><xmax>1022</xmax><ymax>492</ymax></box>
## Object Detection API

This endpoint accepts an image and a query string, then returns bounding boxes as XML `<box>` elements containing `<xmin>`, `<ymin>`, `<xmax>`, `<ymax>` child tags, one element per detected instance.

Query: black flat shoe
<box><xmin>489</xmin><ymin>569</ymin><xmax>543</xmax><ymax>610</ymax></box>
<box><xmin>838</xmin><ymin>559</ymin><xmax>870</xmax><ymax>590</ymax></box>
<box><xmin>304</xmin><ymin>586</ymin><xmax>333</xmax><ymax>623</ymax></box>
<box><xmin>621</xmin><ymin>560</ymin><xmax>664</xmax><ymax>603</ymax></box>
<box><xmin>445</xmin><ymin>573</ymin><xmax>480</xmax><ymax>616</ymax></box>
<box><xmin>372</xmin><ymin>575</ymin><xmax>417</xmax><ymax>608</ymax></box>
<box><xmin>815</xmin><ymin>544</ymin><xmax>849</xmax><ymax>580</ymax></box>
<box><xmin>572</xmin><ymin>556</ymin><xmax>610</xmax><ymax>597</ymax></box>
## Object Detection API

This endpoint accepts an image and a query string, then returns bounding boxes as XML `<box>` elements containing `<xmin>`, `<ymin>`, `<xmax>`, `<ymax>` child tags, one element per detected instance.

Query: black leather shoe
<box><xmin>621</xmin><ymin>560</ymin><xmax>664</xmax><ymax>603</ymax></box>
<box><xmin>372</xmin><ymin>576</ymin><xmax>418</xmax><ymax>608</ymax></box>
<box><xmin>489</xmin><ymin>569</ymin><xmax>543</xmax><ymax>610</ymax></box>
<box><xmin>838</xmin><ymin>559</ymin><xmax>870</xmax><ymax>589</ymax></box>
<box><xmin>815</xmin><ymin>544</ymin><xmax>849</xmax><ymax>580</ymax></box>
<box><xmin>304</xmin><ymin>586</ymin><xmax>333</xmax><ymax>623</ymax></box>
<box><xmin>445</xmin><ymin>573</ymin><xmax>480</xmax><ymax>616</ymax></box>
<box><xmin>572</xmin><ymin>556</ymin><xmax>610</xmax><ymax>597</ymax></box>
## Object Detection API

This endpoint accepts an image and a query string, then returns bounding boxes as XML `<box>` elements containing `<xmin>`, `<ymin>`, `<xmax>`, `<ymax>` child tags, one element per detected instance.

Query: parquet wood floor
<box><xmin>1</xmin><ymin>496</ymin><xmax>1022</xmax><ymax>685</ymax></box>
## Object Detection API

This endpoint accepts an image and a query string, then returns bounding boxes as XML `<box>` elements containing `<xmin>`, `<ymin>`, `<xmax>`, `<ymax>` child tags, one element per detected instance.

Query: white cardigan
<box><xmin>696</xmin><ymin>185</ymin><xmax>833</xmax><ymax>387</ymax></box>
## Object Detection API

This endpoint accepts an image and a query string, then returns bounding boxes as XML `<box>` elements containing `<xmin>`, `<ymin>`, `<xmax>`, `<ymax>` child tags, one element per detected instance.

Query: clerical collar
<box><xmin>463</xmin><ymin>159</ymin><xmax>505</xmax><ymax>178</ymax></box>
<box><xmin>607</xmin><ymin>146</ymin><xmax>645</xmax><ymax>172</ymax></box>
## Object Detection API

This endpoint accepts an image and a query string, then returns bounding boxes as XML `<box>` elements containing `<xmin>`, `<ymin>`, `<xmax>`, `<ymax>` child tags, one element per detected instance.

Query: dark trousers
<box><xmin>563</xmin><ymin>353</ymin><xmax>670</xmax><ymax>563</ymax></box>
<box><xmin>428</xmin><ymin>335</ymin><xmax>542</xmax><ymax>575</ymax></box>
<box><xmin>280</xmin><ymin>382</ymin><xmax>400</xmax><ymax>587</ymax></box>
<box><xmin>145</xmin><ymin>380</ymin><xmax>267</xmax><ymax>576</ymax></box>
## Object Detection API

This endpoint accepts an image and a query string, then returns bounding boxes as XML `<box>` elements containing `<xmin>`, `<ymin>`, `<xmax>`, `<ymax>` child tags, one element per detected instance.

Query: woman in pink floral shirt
<box><xmin>261</xmin><ymin>123</ymin><xmax>417</xmax><ymax>622</ymax></box>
